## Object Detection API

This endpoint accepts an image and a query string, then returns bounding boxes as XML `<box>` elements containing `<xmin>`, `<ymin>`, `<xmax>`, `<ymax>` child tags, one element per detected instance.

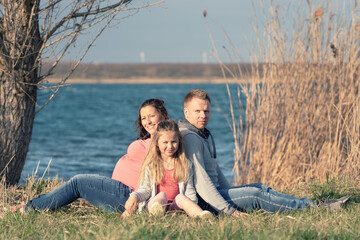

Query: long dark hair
<box><xmin>136</xmin><ymin>98</ymin><xmax>169</xmax><ymax>139</ymax></box>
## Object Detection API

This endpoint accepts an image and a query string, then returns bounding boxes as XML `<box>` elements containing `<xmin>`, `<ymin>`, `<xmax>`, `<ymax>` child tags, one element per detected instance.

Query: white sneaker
<box><xmin>200</xmin><ymin>210</ymin><xmax>214</xmax><ymax>220</ymax></box>
<box><xmin>149</xmin><ymin>202</ymin><xmax>165</xmax><ymax>216</ymax></box>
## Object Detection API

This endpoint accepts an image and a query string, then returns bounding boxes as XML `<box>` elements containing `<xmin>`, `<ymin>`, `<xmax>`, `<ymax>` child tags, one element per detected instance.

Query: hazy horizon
<box><xmin>64</xmin><ymin>0</ymin><xmax>258</xmax><ymax>64</ymax></box>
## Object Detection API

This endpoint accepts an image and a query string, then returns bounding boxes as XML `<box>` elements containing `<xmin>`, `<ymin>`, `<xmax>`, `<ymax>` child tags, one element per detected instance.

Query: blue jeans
<box><xmin>200</xmin><ymin>183</ymin><xmax>314</xmax><ymax>214</ymax></box>
<box><xmin>25</xmin><ymin>174</ymin><xmax>131</xmax><ymax>213</ymax></box>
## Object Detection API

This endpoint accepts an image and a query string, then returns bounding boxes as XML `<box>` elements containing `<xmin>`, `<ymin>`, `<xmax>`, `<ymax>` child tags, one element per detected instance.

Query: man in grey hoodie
<box><xmin>178</xmin><ymin>89</ymin><xmax>349</xmax><ymax>216</ymax></box>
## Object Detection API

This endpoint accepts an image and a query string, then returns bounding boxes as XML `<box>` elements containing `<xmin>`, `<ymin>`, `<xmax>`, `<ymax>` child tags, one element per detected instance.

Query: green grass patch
<box><xmin>1</xmin><ymin>177</ymin><xmax>360</xmax><ymax>239</ymax></box>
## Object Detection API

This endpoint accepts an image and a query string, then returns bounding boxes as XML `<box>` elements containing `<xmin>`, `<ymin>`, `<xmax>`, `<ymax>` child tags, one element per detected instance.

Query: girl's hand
<box><xmin>121</xmin><ymin>210</ymin><xmax>131</xmax><ymax>219</ymax></box>
<box><xmin>125</xmin><ymin>195</ymin><xmax>138</xmax><ymax>214</ymax></box>
<box><xmin>231</xmin><ymin>210</ymin><xmax>250</xmax><ymax>217</ymax></box>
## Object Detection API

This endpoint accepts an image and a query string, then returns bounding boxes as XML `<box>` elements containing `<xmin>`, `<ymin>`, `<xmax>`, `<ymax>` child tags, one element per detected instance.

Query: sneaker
<box><xmin>318</xmin><ymin>195</ymin><xmax>350</xmax><ymax>211</ymax></box>
<box><xmin>149</xmin><ymin>202</ymin><xmax>165</xmax><ymax>216</ymax></box>
<box><xmin>200</xmin><ymin>210</ymin><xmax>214</xmax><ymax>220</ymax></box>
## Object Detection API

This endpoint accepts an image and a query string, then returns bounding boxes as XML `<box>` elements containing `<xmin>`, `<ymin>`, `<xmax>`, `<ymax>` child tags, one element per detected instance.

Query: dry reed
<box><xmin>223</xmin><ymin>0</ymin><xmax>360</xmax><ymax>189</ymax></box>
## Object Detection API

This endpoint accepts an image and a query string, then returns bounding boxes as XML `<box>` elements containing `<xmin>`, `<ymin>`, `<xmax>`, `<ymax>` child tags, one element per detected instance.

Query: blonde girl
<box><xmin>122</xmin><ymin>120</ymin><xmax>212</xmax><ymax>219</ymax></box>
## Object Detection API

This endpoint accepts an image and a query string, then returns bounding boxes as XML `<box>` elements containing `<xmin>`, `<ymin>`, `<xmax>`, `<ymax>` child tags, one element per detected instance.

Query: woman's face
<box><xmin>140</xmin><ymin>106</ymin><xmax>163</xmax><ymax>137</ymax></box>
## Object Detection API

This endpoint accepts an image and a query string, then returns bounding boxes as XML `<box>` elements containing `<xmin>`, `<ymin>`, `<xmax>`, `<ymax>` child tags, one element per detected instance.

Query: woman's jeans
<box><xmin>25</xmin><ymin>174</ymin><xmax>131</xmax><ymax>213</ymax></box>
<box><xmin>199</xmin><ymin>183</ymin><xmax>314</xmax><ymax>214</ymax></box>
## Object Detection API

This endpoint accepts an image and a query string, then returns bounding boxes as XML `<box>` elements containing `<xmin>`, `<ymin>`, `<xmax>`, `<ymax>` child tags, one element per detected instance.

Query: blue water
<box><xmin>21</xmin><ymin>83</ymin><xmax>245</xmax><ymax>183</ymax></box>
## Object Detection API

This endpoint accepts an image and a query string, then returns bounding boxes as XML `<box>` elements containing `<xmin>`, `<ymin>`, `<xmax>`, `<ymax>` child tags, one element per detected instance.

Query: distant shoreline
<box><xmin>46</xmin><ymin>77</ymin><xmax>241</xmax><ymax>84</ymax></box>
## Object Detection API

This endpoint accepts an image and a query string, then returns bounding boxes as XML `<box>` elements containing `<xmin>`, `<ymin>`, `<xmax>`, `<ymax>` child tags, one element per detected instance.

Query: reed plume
<box><xmin>223</xmin><ymin>0</ymin><xmax>360</xmax><ymax>189</ymax></box>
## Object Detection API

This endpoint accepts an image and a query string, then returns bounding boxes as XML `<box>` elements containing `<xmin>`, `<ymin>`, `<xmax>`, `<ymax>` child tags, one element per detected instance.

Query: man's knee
<box><xmin>246</xmin><ymin>182</ymin><xmax>270</xmax><ymax>191</ymax></box>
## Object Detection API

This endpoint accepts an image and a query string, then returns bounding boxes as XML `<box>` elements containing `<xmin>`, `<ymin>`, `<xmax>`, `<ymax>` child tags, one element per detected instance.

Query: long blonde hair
<box><xmin>139</xmin><ymin>120</ymin><xmax>189</xmax><ymax>185</ymax></box>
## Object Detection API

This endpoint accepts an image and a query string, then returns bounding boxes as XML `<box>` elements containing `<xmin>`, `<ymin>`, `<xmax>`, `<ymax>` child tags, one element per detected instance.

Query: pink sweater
<box><xmin>112</xmin><ymin>138</ymin><xmax>152</xmax><ymax>191</ymax></box>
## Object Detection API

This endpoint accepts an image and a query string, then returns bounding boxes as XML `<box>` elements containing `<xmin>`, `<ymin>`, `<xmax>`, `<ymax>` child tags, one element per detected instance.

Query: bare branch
<box><xmin>38</xmin><ymin>1</ymin><xmax>163</xmax><ymax>83</ymax></box>
<box><xmin>43</xmin><ymin>0</ymin><xmax>131</xmax><ymax>43</ymax></box>
<box><xmin>36</xmin><ymin>4</ymin><xmax>121</xmax><ymax>113</ymax></box>
<box><xmin>0</xmin><ymin>0</ymin><xmax>164</xmax><ymax>185</ymax></box>
<box><xmin>39</xmin><ymin>6</ymin><xmax>118</xmax><ymax>82</ymax></box>
<box><xmin>38</xmin><ymin>0</ymin><xmax>63</xmax><ymax>14</ymax></box>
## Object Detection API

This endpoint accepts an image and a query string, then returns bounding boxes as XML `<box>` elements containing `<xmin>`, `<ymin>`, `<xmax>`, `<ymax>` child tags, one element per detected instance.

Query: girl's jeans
<box><xmin>25</xmin><ymin>174</ymin><xmax>131</xmax><ymax>212</ymax></box>
<box><xmin>200</xmin><ymin>183</ymin><xmax>314</xmax><ymax>214</ymax></box>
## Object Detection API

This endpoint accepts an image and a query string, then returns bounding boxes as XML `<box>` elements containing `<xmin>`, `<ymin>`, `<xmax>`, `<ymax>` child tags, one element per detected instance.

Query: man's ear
<box><xmin>184</xmin><ymin>107</ymin><xmax>188</xmax><ymax>118</ymax></box>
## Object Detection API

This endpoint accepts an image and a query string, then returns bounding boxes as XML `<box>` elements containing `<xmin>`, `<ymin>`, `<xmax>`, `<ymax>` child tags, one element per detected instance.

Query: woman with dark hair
<box><xmin>17</xmin><ymin>98</ymin><xmax>169</xmax><ymax>213</ymax></box>
<box><xmin>135</xmin><ymin>98</ymin><xmax>169</xmax><ymax>139</ymax></box>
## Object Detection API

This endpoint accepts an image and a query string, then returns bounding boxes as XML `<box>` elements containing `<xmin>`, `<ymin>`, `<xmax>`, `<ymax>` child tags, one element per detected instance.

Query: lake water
<box><xmin>21</xmin><ymin>83</ymin><xmax>245</xmax><ymax>183</ymax></box>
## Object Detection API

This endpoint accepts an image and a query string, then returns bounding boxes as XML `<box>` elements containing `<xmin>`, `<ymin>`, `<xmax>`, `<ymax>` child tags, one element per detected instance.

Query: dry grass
<box><xmin>222</xmin><ymin>0</ymin><xmax>360</xmax><ymax>190</ymax></box>
<box><xmin>1</xmin><ymin>176</ymin><xmax>360</xmax><ymax>239</ymax></box>
<box><xmin>0</xmin><ymin>174</ymin><xmax>95</xmax><ymax>215</ymax></box>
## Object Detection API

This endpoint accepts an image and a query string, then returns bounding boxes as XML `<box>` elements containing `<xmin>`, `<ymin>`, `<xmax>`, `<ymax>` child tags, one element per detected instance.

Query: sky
<box><xmin>78</xmin><ymin>0</ymin><xmax>256</xmax><ymax>64</ymax></box>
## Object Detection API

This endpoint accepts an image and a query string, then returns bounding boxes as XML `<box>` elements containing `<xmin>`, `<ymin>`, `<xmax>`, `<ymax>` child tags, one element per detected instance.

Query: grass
<box><xmin>1</xmin><ymin>176</ymin><xmax>360</xmax><ymax>239</ymax></box>
<box><xmin>2</xmin><ymin>0</ymin><xmax>360</xmax><ymax>239</ymax></box>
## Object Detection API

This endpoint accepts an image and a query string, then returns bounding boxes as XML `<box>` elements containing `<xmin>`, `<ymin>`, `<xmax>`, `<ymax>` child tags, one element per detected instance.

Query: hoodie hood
<box><xmin>178</xmin><ymin>119</ymin><xmax>216</xmax><ymax>158</ymax></box>
<box><xmin>178</xmin><ymin>119</ymin><xmax>211</xmax><ymax>139</ymax></box>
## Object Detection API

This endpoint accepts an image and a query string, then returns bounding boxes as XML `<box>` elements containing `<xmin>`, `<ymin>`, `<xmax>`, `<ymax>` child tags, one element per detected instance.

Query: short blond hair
<box><xmin>184</xmin><ymin>89</ymin><xmax>211</xmax><ymax>107</ymax></box>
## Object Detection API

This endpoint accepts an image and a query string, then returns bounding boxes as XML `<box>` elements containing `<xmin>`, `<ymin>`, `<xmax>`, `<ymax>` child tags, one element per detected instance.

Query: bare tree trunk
<box><xmin>0</xmin><ymin>0</ymin><xmax>41</xmax><ymax>185</ymax></box>
<box><xmin>0</xmin><ymin>0</ymin><xmax>159</xmax><ymax>185</ymax></box>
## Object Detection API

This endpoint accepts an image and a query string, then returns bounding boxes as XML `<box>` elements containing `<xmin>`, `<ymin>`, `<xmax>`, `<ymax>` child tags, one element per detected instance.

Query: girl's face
<box><xmin>140</xmin><ymin>106</ymin><xmax>164</xmax><ymax>137</ymax></box>
<box><xmin>157</xmin><ymin>131</ymin><xmax>179</xmax><ymax>159</ymax></box>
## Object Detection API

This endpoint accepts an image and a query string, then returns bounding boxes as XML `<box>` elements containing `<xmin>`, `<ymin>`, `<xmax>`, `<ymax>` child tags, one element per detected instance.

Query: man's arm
<box><xmin>183</xmin><ymin>133</ymin><xmax>237</xmax><ymax>215</ymax></box>
<box><xmin>216</xmin><ymin>164</ymin><xmax>231</xmax><ymax>189</ymax></box>
<box><xmin>183</xmin><ymin>161</ymin><xmax>198</xmax><ymax>204</ymax></box>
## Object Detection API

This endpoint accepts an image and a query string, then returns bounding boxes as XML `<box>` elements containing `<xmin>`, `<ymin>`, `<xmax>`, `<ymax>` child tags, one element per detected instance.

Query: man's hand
<box><xmin>124</xmin><ymin>195</ymin><xmax>138</xmax><ymax>215</ymax></box>
<box><xmin>231</xmin><ymin>210</ymin><xmax>250</xmax><ymax>217</ymax></box>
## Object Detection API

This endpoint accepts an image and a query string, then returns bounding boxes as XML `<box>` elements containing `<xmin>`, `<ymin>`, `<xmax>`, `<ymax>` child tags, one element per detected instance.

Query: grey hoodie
<box><xmin>178</xmin><ymin>119</ymin><xmax>236</xmax><ymax>215</ymax></box>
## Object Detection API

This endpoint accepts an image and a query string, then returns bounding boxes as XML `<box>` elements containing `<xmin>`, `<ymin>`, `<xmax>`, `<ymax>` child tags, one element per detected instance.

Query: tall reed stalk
<box><xmin>222</xmin><ymin>0</ymin><xmax>360</xmax><ymax>189</ymax></box>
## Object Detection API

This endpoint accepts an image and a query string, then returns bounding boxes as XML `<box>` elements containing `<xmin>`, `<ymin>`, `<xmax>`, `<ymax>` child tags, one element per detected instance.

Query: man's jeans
<box><xmin>25</xmin><ymin>174</ymin><xmax>131</xmax><ymax>212</ymax></box>
<box><xmin>200</xmin><ymin>183</ymin><xmax>314</xmax><ymax>214</ymax></box>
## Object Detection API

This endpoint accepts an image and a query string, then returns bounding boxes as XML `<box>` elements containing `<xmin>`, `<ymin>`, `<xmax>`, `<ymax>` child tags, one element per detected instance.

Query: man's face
<box><xmin>184</xmin><ymin>98</ymin><xmax>210</xmax><ymax>130</ymax></box>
